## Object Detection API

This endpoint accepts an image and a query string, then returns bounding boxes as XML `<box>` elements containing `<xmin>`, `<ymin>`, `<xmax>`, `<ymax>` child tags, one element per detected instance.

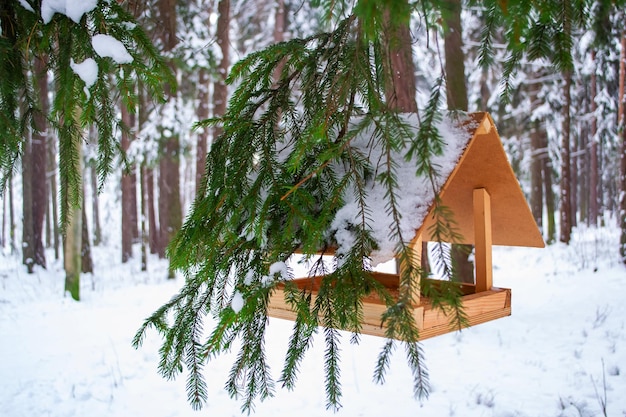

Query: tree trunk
<box><xmin>559</xmin><ymin>69</ymin><xmax>573</xmax><ymax>244</ymax></box>
<box><xmin>443</xmin><ymin>0</ymin><xmax>473</xmax><ymax>283</ymax></box>
<box><xmin>543</xmin><ymin>147</ymin><xmax>557</xmax><ymax>244</ymax></box>
<box><xmin>22</xmin><ymin>131</ymin><xmax>35</xmax><ymax>273</ymax></box>
<box><xmin>90</xmin><ymin>163</ymin><xmax>101</xmax><ymax>246</ymax></box>
<box><xmin>618</xmin><ymin>31</ymin><xmax>626</xmax><ymax>264</ymax></box>
<box><xmin>157</xmin><ymin>0</ymin><xmax>182</xmax><ymax>278</ymax></box>
<box><xmin>529</xmin><ymin>75</ymin><xmax>543</xmax><ymax>231</ymax></box>
<box><xmin>9</xmin><ymin>176</ymin><xmax>16</xmax><ymax>253</ymax></box>
<box><xmin>64</xmin><ymin>205</ymin><xmax>82</xmax><ymax>300</ymax></box>
<box><xmin>273</xmin><ymin>0</ymin><xmax>286</xmax><ymax>80</ymax></box>
<box><xmin>578</xmin><ymin>117</ymin><xmax>588</xmax><ymax>225</ymax></box>
<box><xmin>32</xmin><ymin>55</ymin><xmax>48</xmax><ymax>268</ymax></box>
<box><xmin>213</xmin><ymin>0</ymin><xmax>230</xmax><ymax>141</ymax></box>
<box><xmin>158</xmin><ymin>147</ymin><xmax>182</xmax><ymax>278</ymax></box>
<box><xmin>195</xmin><ymin>68</ymin><xmax>209</xmax><ymax>194</ymax></box>
<box><xmin>571</xmin><ymin>126</ymin><xmax>579</xmax><ymax>228</ymax></box>
<box><xmin>382</xmin><ymin>4</ymin><xmax>417</xmax><ymax>113</ymax></box>
<box><xmin>121</xmin><ymin>104</ymin><xmax>134</xmax><ymax>263</ymax></box>
<box><xmin>157</xmin><ymin>160</ymin><xmax>170</xmax><ymax>259</ymax></box>
<box><xmin>130</xmin><ymin>111</ymin><xmax>139</xmax><ymax>241</ymax></box>
<box><xmin>443</xmin><ymin>0</ymin><xmax>468</xmax><ymax>112</ymax></box>
<box><xmin>1</xmin><ymin>185</ymin><xmax>5</xmax><ymax>248</ymax></box>
<box><xmin>47</xmin><ymin>126</ymin><xmax>60</xmax><ymax>259</ymax></box>
<box><xmin>44</xmin><ymin>178</ymin><xmax>51</xmax><ymax>249</ymax></box>
<box><xmin>140</xmin><ymin>164</ymin><xmax>148</xmax><ymax>271</ymax></box>
<box><xmin>589</xmin><ymin>49</ymin><xmax>599</xmax><ymax>227</ymax></box>
<box><xmin>81</xmin><ymin>199</ymin><xmax>93</xmax><ymax>274</ymax></box>
<box><xmin>147</xmin><ymin>166</ymin><xmax>159</xmax><ymax>254</ymax></box>
<box><xmin>64</xmin><ymin>141</ymin><xmax>82</xmax><ymax>301</ymax></box>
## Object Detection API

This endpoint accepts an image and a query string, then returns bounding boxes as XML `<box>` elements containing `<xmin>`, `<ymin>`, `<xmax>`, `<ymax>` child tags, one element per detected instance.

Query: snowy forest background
<box><xmin>3</xmin><ymin>0</ymin><xmax>626</xmax><ymax>278</ymax></box>
<box><xmin>1</xmin><ymin>0</ymin><xmax>626</xmax><ymax>416</ymax></box>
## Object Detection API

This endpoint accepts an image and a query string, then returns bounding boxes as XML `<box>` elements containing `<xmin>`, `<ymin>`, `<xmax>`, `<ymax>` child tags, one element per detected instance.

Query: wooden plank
<box><xmin>473</xmin><ymin>188</ymin><xmax>493</xmax><ymax>292</ymax></box>
<box><xmin>422</xmin><ymin>288</ymin><xmax>507</xmax><ymax>328</ymax></box>
<box><xmin>267</xmin><ymin>286</ymin><xmax>511</xmax><ymax>341</ymax></box>
<box><xmin>418</xmin><ymin>305</ymin><xmax>511</xmax><ymax>340</ymax></box>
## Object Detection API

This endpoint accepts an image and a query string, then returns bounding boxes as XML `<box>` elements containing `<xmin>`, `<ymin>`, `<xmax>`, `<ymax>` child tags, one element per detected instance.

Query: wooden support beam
<box><xmin>473</xmin><ymin>188</ymin><xmax>493</xmax><ymax>292</ymax></box>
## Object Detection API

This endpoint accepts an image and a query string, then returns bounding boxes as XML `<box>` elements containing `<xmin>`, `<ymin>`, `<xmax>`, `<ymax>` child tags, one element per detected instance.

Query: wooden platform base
<box><xmin>267</xmin><ymin>273</ymin><xmax>511</xmax><ymax>341</ymax></box>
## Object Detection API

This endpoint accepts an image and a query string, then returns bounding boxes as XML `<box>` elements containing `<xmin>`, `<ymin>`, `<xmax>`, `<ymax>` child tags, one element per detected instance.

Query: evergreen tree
<box><xmin>1</xmin><ymin>1</ymin><xmax>173</xmax><ymax>296</ymax></box>
<box><xmin>0</xmin><ymin>0</ymin><xmax>173</xmax><ymax>232</ymax></box>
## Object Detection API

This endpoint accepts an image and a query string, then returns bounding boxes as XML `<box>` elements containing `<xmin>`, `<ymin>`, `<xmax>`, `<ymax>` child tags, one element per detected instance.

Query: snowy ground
<box><xmin>1</xmin><ymin>226</ymin><xmax>625</xmax><ymax>417</ymax></box>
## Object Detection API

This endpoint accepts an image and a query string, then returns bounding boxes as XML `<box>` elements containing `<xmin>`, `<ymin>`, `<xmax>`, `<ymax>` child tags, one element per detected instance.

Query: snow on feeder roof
<box><xmin>268</xmin><ymin>112</ymin><xmax>544</xmax><ymax>340</ymax></box>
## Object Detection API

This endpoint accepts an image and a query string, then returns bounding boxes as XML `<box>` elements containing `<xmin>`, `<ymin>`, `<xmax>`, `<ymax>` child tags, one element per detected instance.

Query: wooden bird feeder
<box><xmin>267</xmin><ymin>112</ymin><xmax>545</xmax><ymax>340</ymax></box>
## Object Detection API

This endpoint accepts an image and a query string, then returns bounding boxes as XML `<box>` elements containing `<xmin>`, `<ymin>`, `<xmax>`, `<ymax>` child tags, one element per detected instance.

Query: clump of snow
<box><xmin>330</xmin><ymin>202</ymin><xmax>359</xmax><ymax>257</ymax></box>
<box><xmin>41</xmin><ymin>0</ymin><xmax>98</xmax><ymax>24</ymax></box>
<box><xmin>268</xmin><ymin>261</ymin><xmax>289</xmax><ymax>280</ymax></box>
<box><xmin>92</xmin><ymin>34</ymin><xmax>133</xmax><ymax>64</ymax></box>
<box><xmin>18</xmin><ymin>0</ymin><xmax>35</xmax><ymax>12</ymax></box>
<box><xmin>331</xmin><ymin>114</ymin><xmax>473</xmax><ymax>265</ymax></box>
<box><xmin>244</xmin><ymin>269</ymin><xmax>255</xmax><ymax>286</ymax></box>
<box><xmin>231</xmin><ymin>291</ymin><xmax>245</xmax><ymax>313</ymax></box>
<box><xmin>70</xmin><ymin>58</ymin><xmax>98</xmax><ymax>97</ymax></box>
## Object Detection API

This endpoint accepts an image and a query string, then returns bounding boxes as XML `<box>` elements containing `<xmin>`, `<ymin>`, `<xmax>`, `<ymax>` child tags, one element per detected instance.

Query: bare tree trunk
<box><xmin>147</xmin><ymin>167</ymin><xmax>159</xmax><ymax>254</ymax></box>
<box><xmin>382</xmin><ymin>5</ymin><xmax>417</xmax><ymax>113</ymax></box>
<box><xmin>443</xmin><ymin>0</ymin><xmax>468</xmax><ymax>112</ymax></box>
<box><xmin>121</xmin><ymin>104</ymin><xmax>134</xmax><ymax>262</ymax></box>
<box><xmin>1</xmin><ymin>185</ymin><xmax>5</xmax><ymax>248</ymax></box>
<box><xmin>90</xmin><ymin>163</ymin><xmax>101</xmax><ymax>246</ymax></box>
<box><xmin>45</xmin><ymin>175</ymin><xmax>51</xmax><ymax>249</ymax></box>
<box><xmin>158</xmin><ymin>147</ymin><xmax>181</xmax><ymax>278</ymax></box>
<box><xmin>64</xmin><ymin>141</ymin><xmax>82</xmax><ymax>301</ymax></box>
<box><xmin>560</xmin><ymin>69</ymin><xmax>573</xmax><ymax>244</ymax></box>
<box><xmin>578</xmin><ymin>117</ymin><xmax>588</xmax><ymax>225</ymax></box>
<box><xmin>157</xmin><ymin>160</ymin><xmax>170</xmax><ymax>259</ymax></box>
<box><xmin>272</xmin><ymin>0</ymin><xmax>287</xmax><ymax>81</ymax></box>
<box><xmin>213</xmin><ymin>0</ymin><xmax>230</xmax><ymax>142</ymax></box>
<box><xmin>618</xmin><ymin>31</ymin><xmax>626</xmax><ymax>264</ymax></box>
<box><xmin>81</xmin><ymin>198</ymin><xmax>93</xmax><ymax>274</ymax></box>
<box><xmin>9</xmin><ymin>176</ymin><xmax>16</xmax><ymax>253</ymax></box>
<box><xmin>140</xmin><ymin>164</ymin><xmax>148</xmax><ymax>271</ymax></box>
<box><xmin>195</xmin><ymin>68</ymin><xmax>209</xmax><ymax>194</ymax></box>
<box><xmin>32</xmin><ymin>55</ymin><xmax>48</xmax><ymax>268</ymax></box>
<box><xmin>543</xmin><ymin>148</ymin><xmax>557</xmax><ymax>244</ymax></box>
<box><xmin>571</xmin><ymin>126</ymin><xmax>579</xmax><ymax>228</ymax></box>
<box><xmin>529</xmin><ymin>75</ymin><xmax>543</xmax><ymax>231</ymax></box>
<box><xmin>589</xmin><ymin>50</ymin><xmax>599</xmax><ymax>227</ymax></box>
<box><xmin>443</xmin><ymin>0</ymin><xmax>473</xmax><ymax>283</ymax></box>
<box><xmin>131</xmin><ymin>177</ymin><xmax>139</xmax><ymax>241</ymax></box>
<box><xmin>0</xmin><ymin>178</ymin><xmax>8</xmax><ymax>249</ymax></box>
<box><xmin>47</xmin><ymin>127</ymin><xmax>60</xmax><ymax>259</ymax></box>
<box><xmin>22</xmin><ymin>131</ymin><xmax>34</xmax><ymax>273</ymax></box>
<box><xmin>157</xmin><ymin>0</ymin><xmax>182</xmax><ymax>278</ymax></box>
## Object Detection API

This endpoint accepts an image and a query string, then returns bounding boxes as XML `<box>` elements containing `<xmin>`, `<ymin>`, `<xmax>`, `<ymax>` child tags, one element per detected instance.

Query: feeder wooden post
<box><xmin>473</xmin><ymin>188</ymin><xmax>493</xmax><ymax>292</ymax></box>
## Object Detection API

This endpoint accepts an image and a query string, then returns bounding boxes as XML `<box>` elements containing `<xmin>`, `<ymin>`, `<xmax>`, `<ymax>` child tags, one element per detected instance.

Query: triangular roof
<box><xmin>416</xmin><ymin>112</ymin><xmax>544</xmax><ymax>248</ymax></box>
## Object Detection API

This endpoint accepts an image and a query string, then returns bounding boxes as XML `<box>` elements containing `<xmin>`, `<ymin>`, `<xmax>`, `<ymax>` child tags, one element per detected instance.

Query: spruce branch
<box><xmin>0</xmin><ymin>0</ymin><xmax>174</xmax><ymax>227</ymax></box>
<box><xmin>141</xmin><ymin>8</ymin><xmax>471</xmax><ymax>413</ymax></box>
